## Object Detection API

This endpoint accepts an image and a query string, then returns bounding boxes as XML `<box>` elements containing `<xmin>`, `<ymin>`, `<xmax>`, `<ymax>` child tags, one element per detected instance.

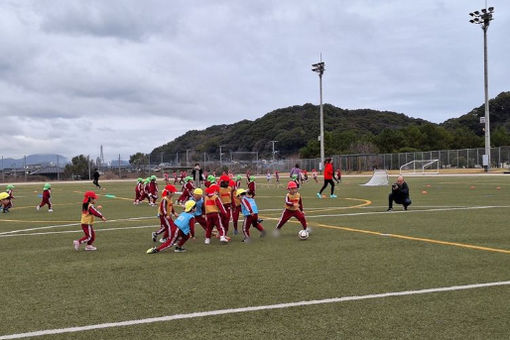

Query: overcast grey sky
<box><xmin>1</xmin><ymin>0</ymin><xmax>508</xmax><ymax>161</ymax></box>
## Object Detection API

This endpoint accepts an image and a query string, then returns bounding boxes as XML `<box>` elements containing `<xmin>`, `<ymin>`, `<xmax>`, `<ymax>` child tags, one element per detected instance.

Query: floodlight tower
<box><xmin>312</xmin><ymin>59</ymin><xmax>325</xmax><ymax>170</ymax></box>
<box><xmin>469</xmin><ymin>6</ymin><xmax>494</xmax><ymax>171</ymax></box>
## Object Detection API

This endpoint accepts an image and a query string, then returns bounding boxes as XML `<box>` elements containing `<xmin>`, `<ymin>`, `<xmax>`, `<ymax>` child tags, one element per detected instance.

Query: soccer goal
<box><xmin>361</xmin><ymin>169</ymin><xmax>389</xmax><ymax>186</ymax></box>
<box><xmin>399</xmin><ymin>159</ymin><xmax>439</xmax><ymax>175</ymax></box>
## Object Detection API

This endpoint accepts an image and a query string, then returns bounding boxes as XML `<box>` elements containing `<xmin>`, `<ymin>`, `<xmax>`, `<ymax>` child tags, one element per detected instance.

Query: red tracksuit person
<box><xmin>237</xmin><ymin>189</ymin><xmax>265</xmax><ymax>242</ymax></box>
<box><xmin>191</xmin><ymin>188</ymin><xmax>207</xmax><ymax>236</ymax></box>
<box><xmin>247</xmin><ymin>176</ymin><xmax>256</xmax><ymax>197</ymax></box>
<box><xmin>3</xmin><ymin>185</ymin><xmax>14</xmax><ymax>213</ymax></box>
<box><xmin>177</xmin><ymin>177</ymin><xmax>194</xmax><ymax>204</ymax></box>
<box><xmin>148</xmin><ymin>176</ymin><xmax>159</xmax><ymax>206</ymax></box>
<box><xmin>274</xmin><ymin>181</ymin><xmax>308</xmax><ymax>235</ymax></box>
<box><xmin>218</xmin><ymin>175</ymin><xmax>234</xmax><ymax>235</ymax></box>
<box><xmin>36</xmin><ymin>183</ymin><xmax>53</xmax><ymax>212</ymax></box>
<box><xmin>73</xmin><ymin>191</ymin><xmax>107</xmax><ymax>251</ymax></box>
<box><xmin>204</xmin><ymin>184</ymin><xmax>228</xmax><ymax>244</ymax></box>
<box><xmin>152</xmin><ymin>185</ymin><xmax>178</xmax><ymax>243</ymax></box>
<box><xmin>134</xmin><ymin>178</ymin><xmax>144</xmax><ymax>205</ymax></box>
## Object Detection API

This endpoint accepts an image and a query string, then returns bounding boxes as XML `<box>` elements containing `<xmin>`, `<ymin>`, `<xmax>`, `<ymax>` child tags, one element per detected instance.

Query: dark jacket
<box><xmin>391</xmin><ymin>182</ymin><xmax>410</xmax><ymax>200</ymax></box>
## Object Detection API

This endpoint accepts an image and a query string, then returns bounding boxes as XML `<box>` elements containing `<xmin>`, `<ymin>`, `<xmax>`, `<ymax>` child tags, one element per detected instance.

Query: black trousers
<box><xmin>319</xmin><ymin>179</ymin><xmax>335</xmax><ymax>195</ymax></box>
<box><xmin>388</xmin><ymin>193</ymin><xmax>411</xmax><ymax>208</ymax></box>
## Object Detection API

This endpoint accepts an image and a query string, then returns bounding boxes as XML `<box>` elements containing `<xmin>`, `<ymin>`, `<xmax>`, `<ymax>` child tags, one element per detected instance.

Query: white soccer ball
<box><xmin>298</xmin><ymin>229</ymin><xmax>309</xmax><ymax>240</ymax></box>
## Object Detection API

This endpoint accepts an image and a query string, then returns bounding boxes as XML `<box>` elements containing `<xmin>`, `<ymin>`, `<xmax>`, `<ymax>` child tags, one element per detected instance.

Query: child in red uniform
<box><xmin>148</xmin><ymin>175</ymin><xmax>159</xmax><ymax>206</ymax></box>
<box><xmin>237</xmin><ymin>189</ymin><xmax>265</xmax><ymax>242</ymax></box>
<box><xmin>312</xmin><ymin>169</ymin><xmax>318</xmax><ymax>183</ymax></box>
<box><xmin>3</xmin><ymin>184</ymin><xmax>14</xmax><ymax>213</ymax></box>
<box><xmin>143</xmin><ymin>178</ymin><xmax>151</xmax><ymax>204</ymax></box>
<box><xmin>191</xmin><ymin>188</ymin><xmax>207</xmax><ymax>236</ymax></box>
<box><xmin>218</xmin><ymin>175</ymin><xmax>234</xmax><ymax>235</ymax></box>
<box><xmin>73</xmin><ymin>191</ymin><xmax>107</xmax><ymax>251</ymax></box>
<box><xmin>134</xmin><ymin>178</ymin><xmax>144</xmax><ymax>205</ymax></box>
<box><xmin>204</xmin><ymin>184</ymin><xmax>228</xmax><ymax>244</ymax></box>
<box><xmin>335</xmin><ymin>168</ymin><xmax>342</xmax><ymax>183</ymax></box>
<box><xmin>274</xmin><ymin>181</ymin><xmax>308</xmax><ymax>236</ymax></box>
<box><xmin>177</xmin><ymin>176</ymin><xmax>194</xmax><ymax>204</ymax></box>
<box><xmin>36</xmin><ymin>183</ymin><xmax>53</xmax><ymax>212</ymax></box>
<box><xmin>152</xmin><ymin>185</ymin><xmax>178</xmax><ymax>243</ymax></box>
<box><xmin>247</xmin><ymin>176</ymin><xmax>256</xmax><ymax>197</ymax></box>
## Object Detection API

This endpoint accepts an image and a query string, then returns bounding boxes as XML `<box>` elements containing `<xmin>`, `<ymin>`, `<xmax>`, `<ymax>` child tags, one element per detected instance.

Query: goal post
<box><xmin>361</xmin><ymin>169</ymin><xmax>389</xmax><ymax>186</ymax></box>
<box><xmin>399</xmin><ymin>159</ymin><xmax>439</xmax><ymax>175</ymax></box>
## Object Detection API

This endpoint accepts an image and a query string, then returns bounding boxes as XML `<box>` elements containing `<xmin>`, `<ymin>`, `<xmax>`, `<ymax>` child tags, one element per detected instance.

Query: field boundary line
<box><xmin>0</xmin><ymin>225</ymin><xmax>159</xmax><ymax>238</ymax></box>
<box><xmin>1</xmin><ymin>280</ymin><xmax>509</xmax><ymax>339</ymax></box>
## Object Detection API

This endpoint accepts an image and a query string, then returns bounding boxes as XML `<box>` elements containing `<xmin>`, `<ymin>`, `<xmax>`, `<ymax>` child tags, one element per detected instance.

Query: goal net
<box><xmin>400</xmin><ymin>159</ymin><xmax>439</xmax><ymax>175</ymax></box>
<box><xmin>361</xmin><ymin>169</ymin><xmax>389</xmax><ymax>186</ymax></box>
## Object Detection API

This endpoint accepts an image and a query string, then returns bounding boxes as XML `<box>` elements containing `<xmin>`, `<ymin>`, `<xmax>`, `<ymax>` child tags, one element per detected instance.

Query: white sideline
<box><xmin>1</xmin><ymin>280</ymin><xmax>509</xmax><ymax>339</ymax></box>
<box><xmin>0</xmin><ymin>225</ymin><xmax>158</xmax><ymax>238</ymax></box>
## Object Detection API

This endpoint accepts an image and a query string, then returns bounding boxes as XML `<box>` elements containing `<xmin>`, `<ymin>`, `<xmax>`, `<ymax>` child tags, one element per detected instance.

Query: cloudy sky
<box><xmin>1</xmin><ymin>0</ymin><xmax>508</xmax><ymax>161</ymax></box>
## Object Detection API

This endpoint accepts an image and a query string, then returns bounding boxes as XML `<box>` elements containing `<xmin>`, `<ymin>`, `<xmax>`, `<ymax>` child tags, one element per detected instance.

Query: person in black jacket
<box><xmin>92</xmin><ymin>169</ymin><xmax>101</xmax><ymax>189</ymax></box>
<box><xmin>387</xmin><ymin>175</ymin><xmax>411</xmax><ymax>211</ymax></box>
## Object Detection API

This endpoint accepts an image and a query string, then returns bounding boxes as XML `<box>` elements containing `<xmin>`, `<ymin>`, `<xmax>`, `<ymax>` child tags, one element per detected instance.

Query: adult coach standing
<box><xmin>191</xmin><ymin>163</ymin><xmax>204</xmax><ymax>187</ymax></box>
<box><xmin>317</xmin><ymin>158</ymin><xmax>336</xmax><ymax>198</ymax></box>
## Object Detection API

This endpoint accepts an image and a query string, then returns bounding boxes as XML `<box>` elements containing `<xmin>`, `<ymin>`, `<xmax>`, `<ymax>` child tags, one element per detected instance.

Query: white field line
<box><xmin>1</xmin><ymin>280</ymin><xmax>509</xmax><ymax>339</ymax></box>
<box><xmin>0</xmin><ymin>225</ymin><xmax>158</xmax><ymax>238</ymax></box>
<box><xmin>0</xmin><ymin>216</ymin><xmax>156</xmax><ymax>236</ymax></box>
<box><xmin>303</xmin><ymin>205</ymin><xmax>510</xmax><ymax>219</ymax></box>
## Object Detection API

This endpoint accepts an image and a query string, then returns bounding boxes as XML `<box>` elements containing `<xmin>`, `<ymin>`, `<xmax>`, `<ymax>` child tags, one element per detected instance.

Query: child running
<box><xmin>146</xmin><ymin>200</ymin><xmax>197</xmax><ymax>254</ymax></box>
<box><xmin>190</xmin><ymin>188</ymin><xmax>207</xmax><ymax>237</ymax></box>
<box><xmin>204</xmin><ymin>184</ymin><xmax>228</xmax><ymax>244</ymax></box>
<box><xmin>247</xmin><ymin>176</ymin><xmax>256</xmax><ymax>197</ymax></box>
<box><xmin>36</xmin><ymin>183</ymin><xmax>53</xmax><ymax>212</ymax></box>
<box><xmin>274</xmin><ymin>181</ymin><xmax>308</xmax><ymax>236</ymax></box>
<box><xmin>152</xmin><ymin>185</ymin><xmax>178</xmax><ymax>243</ymax></box>
<box><xmin>237</xmin><ymin>189</ymin><xmax>265</xmax><ymax>242</ymax></box>
<box><xmin>148</xmin><ymin>175</ymin><xmax>159</xmax><ymax>206</ymax></box>
<box><xmin>134</xmin><ymin>178</ymin><xmax>144</xmax><ymax>205</ymax></box>
<box><xmin>73</xmin><ymin>191</ymin><xmax>107</xmax><ymax>251</ymax></box>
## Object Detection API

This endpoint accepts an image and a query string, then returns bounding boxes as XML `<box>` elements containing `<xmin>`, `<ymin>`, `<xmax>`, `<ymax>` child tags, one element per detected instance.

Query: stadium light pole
<box><xmin>312</xmin><ymin>60</ymin><xmax>325</xmax><ymax>171</ymax></box>
<box><xmin>469</xmin><ymin>6</ymin><xmax>494</xmax><ymax>171</ymax></box>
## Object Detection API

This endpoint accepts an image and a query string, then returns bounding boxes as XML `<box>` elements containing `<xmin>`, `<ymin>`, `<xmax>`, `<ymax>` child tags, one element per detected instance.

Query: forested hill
<box><xmin>151</xmin><ymin>104</ymin><xmax>427</xmax><ymax>158</ymax></box>
<box><xmin>151</xmin><ymin>91</ymin><xmax>510</xmax><ymax>158</ymax></box>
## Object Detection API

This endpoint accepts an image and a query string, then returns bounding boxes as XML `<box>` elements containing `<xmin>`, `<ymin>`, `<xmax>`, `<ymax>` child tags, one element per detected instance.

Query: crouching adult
<box><xmin>387</xmin><ymin>175</ymin><xmax>411</xmax><ymax>211</ymax></box>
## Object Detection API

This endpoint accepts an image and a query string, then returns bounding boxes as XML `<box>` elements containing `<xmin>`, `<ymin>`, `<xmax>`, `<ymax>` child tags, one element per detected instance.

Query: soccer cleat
<box><xmin>316</xmin><ymin>193</ymin><xmax>321</xmax><ymax>199</ymax></box>
<box><xmin>204</xmin><ymin>238</ymin><xmax>211</xmax><ymax>245</ymax></box>
<box><xmin>220</xmin><ymin>236</ymin><xmax>229</xmax><ymax>243</ymax></box>
<box><xmin>404</xmin><ymin>205</ymin><xmax>408</xmax><ymax>211</ymax></box>
<box><xmin>386</xmin><ymin>207</ymin><xmax>393</xmax><ymax>211</ymax></box>
<box><xmin>146</xmin><ymin>247</ymin><xmax>159</xmax><ymax>254</ymax></box>
<box><xmin>85</xmin><ymin>245</ymin><xmax>97</xmax><ymax>251</ymax></box>
<box><xmin>330</xmin><ymin>194</ymin><xmax>337</xmax><ymax>198</ymax></box>
<box><xmin>48</xmin><ymin>209</ymin><xmax>53</xmax><ymax>212</ymax></box>
<box><xmin>36</xmin><ymin>205</ymin><xmax>40</xmax><ymax>211</ymax></box>
<box><xmin>152</xmin><ymin>232</ymin><xmax>157</xmax><ymax>242</ymax></box>
<box><xmin>174</xmin><ymin>246</ymin><xmax>186</xmax><ymax>253</ymax></box>
<box><xmin>73</xmin><ymin>240</ymin><xmax>80</xmax><ymax>251</ymax></box>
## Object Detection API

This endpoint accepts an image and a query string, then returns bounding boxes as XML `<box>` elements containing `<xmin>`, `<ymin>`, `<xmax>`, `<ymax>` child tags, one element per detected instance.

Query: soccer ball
<box><xmin>298</xmin><ymin>229</ymin><xmax>309</xmax><ymax>240</ymax></box>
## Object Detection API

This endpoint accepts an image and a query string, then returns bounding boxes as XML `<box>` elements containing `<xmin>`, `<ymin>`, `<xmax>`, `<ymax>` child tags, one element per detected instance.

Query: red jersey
<box><xmin>324</xmin><ymin>163</ymin><xmax>334</xmax><ymax>180</ymax></box>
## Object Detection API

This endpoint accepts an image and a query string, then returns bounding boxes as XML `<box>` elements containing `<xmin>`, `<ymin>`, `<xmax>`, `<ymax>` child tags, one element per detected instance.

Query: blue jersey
<box><xmin>174</xmin><ymin>212</ymin><xmax>195</xmax><ymax>235</ymax></box>
<box><xmin>240</xmin><ymin>197</ymin><xmax>258</xmax><ymax>217</ymax></box>
<box><xmin>192</xmin><ymin>197</ymin><xmax>204</xmax><ymax>216</ymax></box>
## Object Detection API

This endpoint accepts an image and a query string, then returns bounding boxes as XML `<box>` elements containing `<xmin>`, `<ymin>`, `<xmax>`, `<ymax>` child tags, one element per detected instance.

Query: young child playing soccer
<box><xmin>134</xmin><ymin>178</ymin><xmax>144</xmax><ymax>205</ymax></box>
<box><xmin>0</xmin><ymin>192</ymin><xmax>11</xmax><ymax>212</ymax></box>
<box><xmin>146</xmin><ymin>200</ymin><xmax>197</xmax><ymax>254</ymax></box>
<box><xmin>204</xmin><ymin>184</ymin><xmax>228</xmax><ymax>244</ymax></box>
<box><xmin>177</xmin><ymin>176</ymin><xmax>195</xmax><ymax>204</ymax></box>
<box><xmin>2</xmin><ymin>184</ymin><xmax>14</xmax><ymax>213</ymax></box>
<box><xmin>191</xmin><ymin>188</ymin><xmax>207</xmax><ymax>237</ymax></box>
<box><xmin>36</xmin><ymin>183</ymin><xmax>53</xmax><ymax>212</ymax></box>
<box><xmin>247</xmin><ymin>176</ymin><xmax>256</xmax><ymax>197</ymax></box>
<box><xmin>218</xmin><ymin>175</ymin><xmax>234</xmax><ymax>235</ymax></box>
<box><xmin>274</xmin><ymin>181</ymin><xmax>308</xmax><ymax>236</ymax></box>
<box><xmin>237</xmin><ymin>189</ymin><xmax>265</xmax><ymax>242</ymax></box>
<box><xmin>312</xmin><ymin>169</ymin><xmax>318</xmax><ymax>183</ymax></box>
<box><xmin>152</xmin><ymin>184</ymin><xmax>178</xmax><ymax>243</ymax></box>
<box><xmin>148</xmin><ymin>175</ymin><xmax>159</xmax><ymax>206</ymax></box>
<box><xmin>73</xmin><ymin>191</ymin><xmax>107</xmax><ymax>251</ymax></box>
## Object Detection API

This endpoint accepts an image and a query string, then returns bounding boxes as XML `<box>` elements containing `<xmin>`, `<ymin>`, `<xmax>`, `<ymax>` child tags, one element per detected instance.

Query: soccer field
<box><xmin>1</xmin><ymin>175</ymin><xmax>510</xmax><ymax>339</ymax></box>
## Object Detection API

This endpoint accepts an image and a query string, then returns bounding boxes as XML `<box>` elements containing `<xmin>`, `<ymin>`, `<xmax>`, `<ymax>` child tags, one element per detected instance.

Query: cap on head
<box><xmin>249</xmin><ymin>176</ymin><xmax>255</xmax><ymax>182</ymax></box>
<box><xmin>137</xmin><ymin>177</ymin><xmax>143</xmax><ymax>182</ymax></box>
<box><xmin>220</xmin><ymin>175</ymin><xmax>230</xmax><ymax>182</ymax></box>
<box><xmin>0</xmin><ymin>192</ymin><xmax>9</xmax><ymax>200</ymax></box>
<box><xmin>151</xmin><ymin>175</ymin><xmax>157</xmax><ymax>180</ymax></box>
<box><xmin>193</xmin><ymin>188</ymin><xmax>203</xmax><ymax>195</ymax></box>
<box><xmin>236</xmin><ymin>188</ymin><xmax>247</xmax><ymax>197</ymax></box>
<box><xmin>287</xmin><ymin>181</ymin><xmax>298</xmax><ymax>189</ymax></box>
<box><xmin>43</xmin><ymin>183</ymin><xmax>51</xmax><ymax>190</ymax></box>
<box><xmin>165</xmin><ymin>184</ymin><xmax>177</xmax><ymax>193</ymax></box>
<box><xmin>291</xmin><ymin>174</ymin><xmax>298</xmax><ymax>180</ymax></box>
<box><xmin>83</xmin><ymin>191</ymin><xmax>98</xmax><ymax>203</ymax></box>
<box><xmin>184</xmin><ymin>200</ymin><xmax>196</xmax><ymax>212</ymax></box>
<box><xmin>236</xmin><ymin>175</ymin><xmax>242</xmax><ymax>180</ymax></box>
<box><xmin>6</xmin><ymin>184</ymin><xmax>14</xmax><ymax>190</ymax></box>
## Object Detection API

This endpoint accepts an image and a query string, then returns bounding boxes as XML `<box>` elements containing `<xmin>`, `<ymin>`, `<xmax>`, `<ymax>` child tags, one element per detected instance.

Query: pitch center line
<box><xmin>1</xmin><ymin>280</ymin><xmax>509</xmax><ymax>339</ymax></box>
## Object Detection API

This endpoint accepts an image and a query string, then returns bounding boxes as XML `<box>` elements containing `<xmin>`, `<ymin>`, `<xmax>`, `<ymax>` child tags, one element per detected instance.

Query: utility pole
<box><xmin>312</xmin><ymin>57</ymin><xmax>325</xmax><ymax>171</ymax></box>
<box><xmin>270</xmin><ymin>140</ymin><xmax>278</xmax><ymax>162</ymax></box>
<box><xmin>469</xmin><ymin>5</ymin><xmax>494</xmax><ymax>171</ymax></box>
